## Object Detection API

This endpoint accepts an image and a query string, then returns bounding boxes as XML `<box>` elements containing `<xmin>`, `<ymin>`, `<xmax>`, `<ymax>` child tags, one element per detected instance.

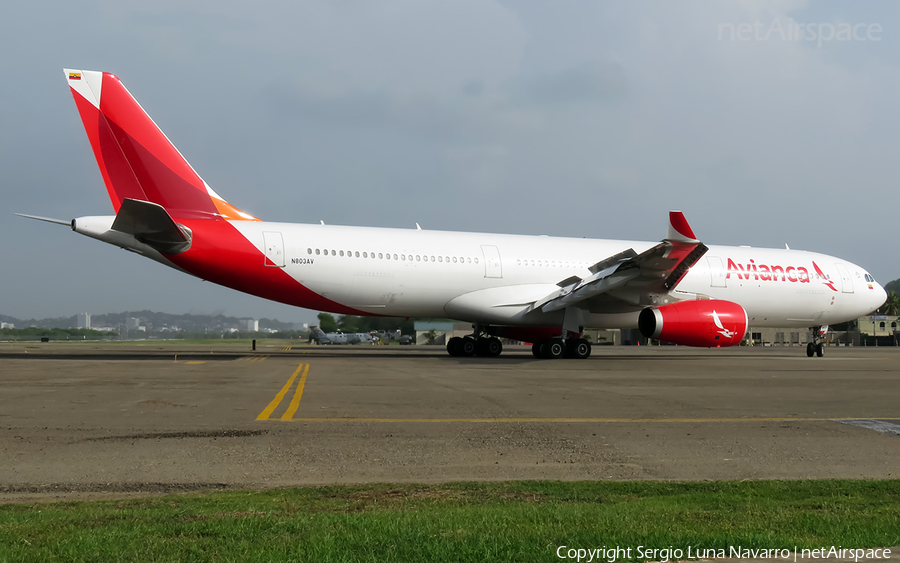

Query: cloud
<box><xmin>509</xmin><ymin>61</ymin><xmax>628</xmax><ymax>106</ymax></box>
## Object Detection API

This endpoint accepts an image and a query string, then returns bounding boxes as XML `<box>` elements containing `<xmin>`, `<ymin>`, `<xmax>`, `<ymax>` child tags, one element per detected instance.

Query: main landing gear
<box><xmin>446</xmin><ymin>335</ymin><xmax>503</xmax><ymax>357</ymax></box>
<box><xmin>531</xmin><ymin>338</ymin><xmax>592</xmax><ymax>359</ymax></box>
<box><xmin>806</xmin><ymin>325</ymin><xmax>828</xmax><ymax>358</ymax></box>
<box><xmin>445</xmin><ymin>324</ymin><xmax>593</xmax><ymax>359</ymax></box>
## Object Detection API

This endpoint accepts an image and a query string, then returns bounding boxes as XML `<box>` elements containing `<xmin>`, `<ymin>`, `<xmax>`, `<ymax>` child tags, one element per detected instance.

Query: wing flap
<box><xmin>538</xmin><ymin>212</ymin><xmax>708</xmax><ymax>312</ymax></box>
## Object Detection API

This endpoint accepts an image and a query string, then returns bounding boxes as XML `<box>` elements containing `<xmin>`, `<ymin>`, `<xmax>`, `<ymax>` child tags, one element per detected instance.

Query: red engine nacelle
<box><xmin>638</xmin><ymin>300</ymin><xmax>748</xmax><ymax>347</ymax></box>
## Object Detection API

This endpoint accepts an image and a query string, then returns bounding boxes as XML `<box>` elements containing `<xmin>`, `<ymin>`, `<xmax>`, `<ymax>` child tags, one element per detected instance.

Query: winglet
<box><xmin>666</xmin><ymin>211</ymin><xmax>699</xmax><ymax>243</ymax></box>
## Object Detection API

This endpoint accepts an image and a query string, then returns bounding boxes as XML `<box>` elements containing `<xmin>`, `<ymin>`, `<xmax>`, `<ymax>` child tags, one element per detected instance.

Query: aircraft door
<box><xmin>834</xmin><ymin>263</ymin><xmax>854</xmax><ymax>293</ymax></box>
<box><xmin>481</xmin><ymin>245</ymin><xmax>502</xmax><ymax>278</ymax></box>
<box><xmin>263</xmin><ymin>231</ymin><xmax>285</xmax><ymax>267</ymax></box>
<box><xmin>707</xmin><ymin>256</ymin><xmax>726</xmax><ymax>288</ymax></box>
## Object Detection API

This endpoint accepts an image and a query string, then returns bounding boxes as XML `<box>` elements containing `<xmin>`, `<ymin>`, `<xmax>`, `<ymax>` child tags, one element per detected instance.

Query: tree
<box><xmin>882</xmin><ymin>291</ymin><xmax>900</xmax><ymax>316</ymax></box>
<box><xmin>317</xmin><ymin>312</ymin><xmax>338</xmax><ymax>333</ymax></box>
<box><xmin>424</xmin><ymin>329</ymin><xmax>438</xmax><ymax>345</ymax></box>
<box><xmin>337</xmin><ymin>315</ymin><xmax>360</xmax><ymax>333</ymax></box>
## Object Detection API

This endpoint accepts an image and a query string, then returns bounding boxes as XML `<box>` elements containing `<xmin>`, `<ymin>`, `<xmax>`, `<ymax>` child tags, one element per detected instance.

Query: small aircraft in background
<box><xmin>309</xmin><ymin>326</ymin><xmax>379</xmax><ymax>345</ymax></box>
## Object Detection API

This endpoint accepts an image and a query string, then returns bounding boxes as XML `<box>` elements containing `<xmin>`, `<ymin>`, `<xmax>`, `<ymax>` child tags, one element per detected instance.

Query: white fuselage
<box><xmin>221</xmin><ymin>221</ymin><xmax>885</xmax><ymax>329</ymax></box>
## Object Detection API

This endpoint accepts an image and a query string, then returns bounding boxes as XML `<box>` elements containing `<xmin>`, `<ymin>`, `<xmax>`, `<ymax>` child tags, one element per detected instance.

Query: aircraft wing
<box><xmin>536</xmin><ymin>211</ymin><xmax>707</xmax><ymax>313</ymax></box>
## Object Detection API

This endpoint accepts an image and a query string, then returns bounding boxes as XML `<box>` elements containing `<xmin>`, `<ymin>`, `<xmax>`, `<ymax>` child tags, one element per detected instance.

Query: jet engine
<box><xmin>638</xmin><ymin>300</ymin><xmax>748</xmax><ymax>347</ymax></box>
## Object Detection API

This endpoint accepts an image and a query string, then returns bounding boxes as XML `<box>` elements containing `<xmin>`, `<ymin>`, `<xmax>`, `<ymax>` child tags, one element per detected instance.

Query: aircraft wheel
<box><xmin>569</xmin><ymin>338</ymin><xmax>592</xmax><ymax>359</ymax></box>
<box><xmin>806</xmin><ymin>342</ymin><xmax>815</xmax><ymax>357</ymax></box>
<box><xmin>447</xmin><ymin>337</ymin><xmax>462</xmax><ymax>357</ymax></box>
<box><xmin>460</xmin><ymin>337</ymin><xmax>477</xmax><ymax>357</ymax></box>
<box><xmin>532</xmin><ymin>342</ymin><xmax>543</xmax><ymax>358</ymax></box>
<box><xmin>485</xmin><ymin>337</ymin><xmax>502</xmax><ymax>357</ymax></box>
<box><xmin>816</xmin><ymin>342</ymin><xmax>825</xmax><ymax>357</ymax></box>
<box><xmin>543</xmin><ymin>339</ymin><xmax>566</xmax><ymax>359</ymax></box>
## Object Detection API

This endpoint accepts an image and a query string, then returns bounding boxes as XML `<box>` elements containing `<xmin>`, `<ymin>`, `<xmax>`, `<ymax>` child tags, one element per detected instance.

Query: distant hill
<box><xmin>885</xmin><ymin>278</ymin><xmax>900</xmax><ymax>294</ymax></box>
<box><xmin>0</xmin><ymin>310</ymin><xmax>298</xmax><ymax>331</ymax></box>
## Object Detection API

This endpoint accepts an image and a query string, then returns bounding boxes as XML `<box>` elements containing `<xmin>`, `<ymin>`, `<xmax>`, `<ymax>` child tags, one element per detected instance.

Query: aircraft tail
<box><xmin>63</xmin><ymin>69</ymin><xmax>258</xmax><ymax>222</ymax></box>
<box><xmin>310</xmin><ymin>326</ymin><xmax>330</xmax><ymax>344</ymax></box>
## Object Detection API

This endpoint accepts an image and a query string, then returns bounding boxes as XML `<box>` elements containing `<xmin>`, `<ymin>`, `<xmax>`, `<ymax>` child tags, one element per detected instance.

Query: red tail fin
<box><xmin>64</xmin><ymin>69</ymin><xmax>257</xmax><ymax>222</ymax></box>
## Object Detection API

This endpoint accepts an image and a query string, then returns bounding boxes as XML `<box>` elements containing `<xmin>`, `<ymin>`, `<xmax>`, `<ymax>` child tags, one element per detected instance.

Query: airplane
<box><xmin>309</xmin><ymin>326</ymin><xmax>379</xmax><ymax>345</ymax></box>
<box><xmin>19</xmin><ymin>69</ymin><xmax>887</xmax><ymax>360</ymax></box>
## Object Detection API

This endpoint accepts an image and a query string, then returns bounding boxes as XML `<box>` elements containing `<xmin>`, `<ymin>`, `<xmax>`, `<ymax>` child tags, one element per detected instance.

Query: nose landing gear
<box><xmin>806</xmin><ymin>325</ymin><xmax>828</xmax><ymax>357</ymax></box>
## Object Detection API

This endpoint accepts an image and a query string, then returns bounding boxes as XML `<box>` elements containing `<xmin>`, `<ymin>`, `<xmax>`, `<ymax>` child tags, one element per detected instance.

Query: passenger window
<box><xmin>416</xmin><ymin>255</ymin><xmax>420</xmax><ymax>261</ymax></box>
<box><xmin>332</xmin><ymin>250</ymin><xmax>336</xmax><ymax>256</ymax></box>
<box><xmin>307</xmin><ymin>248</ymin><xmax>312</xmax><ymax>255</ymax></box>
<box><xmin>378</xmin><ymin>253</ymin><xmax>383</xmax><ymax>259</ymax></box>
<box><xmin>401</xmin><ymin>254</ymin><xmax>406</xmax><ymax>261</ymax></box>
<box><xmin>315</xmin><ymin>249</ymin><xmax>320</xmax><ymax>255</ymax></box>
<box><xmin>393</xmin><ymin>254</ymin><xmax>398</xmax><ymax>260</ymax></box>
<box><xmin>474</xmin><ymin>258</ymin><xmax>478</xmax><ymax>264</ymax></box>
<box><xmin>386</xmin><ymin>253</ymin><xmax>391</xmax><ymax>260</ymax></box>
<box><xmin>363</xmin><ymin>252</ymin><xmax>368</xmax><ymax>258</ymax></box>
<box><xmin>340</xmin><ymin>250</ymin><xmax>344</xmax><ymax>257</ymax></box>
<box><xmin>438</xmin><ymin>256</ymin><xmax>443</xmax><ymax>263</ymax></box>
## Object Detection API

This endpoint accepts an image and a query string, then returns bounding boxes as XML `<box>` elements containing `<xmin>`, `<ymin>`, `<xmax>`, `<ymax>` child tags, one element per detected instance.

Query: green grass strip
<box><xmin>1</xmin><ymin>480</ymin><xmax>898</xmax><ymax>562</ymax></box>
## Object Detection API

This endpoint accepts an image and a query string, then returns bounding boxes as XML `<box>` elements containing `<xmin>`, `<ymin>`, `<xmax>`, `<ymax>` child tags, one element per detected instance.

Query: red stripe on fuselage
<box><xmin>168</xmin><ymin>220</ymin><xmax>371</xmax><ymax>315</ymax></box>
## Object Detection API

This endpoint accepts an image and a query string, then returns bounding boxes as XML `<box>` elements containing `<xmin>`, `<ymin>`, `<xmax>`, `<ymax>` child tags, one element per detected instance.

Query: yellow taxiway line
<box><xmin>280</xmin><ymin>363</ymin><xmax>310</xmax><ymax>421</ymax></box>
<box><xmin>256</xmin><ymin>363</ymin><xmax>307</xmax><ymax>421</ymax></box>
<box><xmin>279</xmin><ymin>416</ymin><xmax>900</xmax><ymax>423</ymax></box>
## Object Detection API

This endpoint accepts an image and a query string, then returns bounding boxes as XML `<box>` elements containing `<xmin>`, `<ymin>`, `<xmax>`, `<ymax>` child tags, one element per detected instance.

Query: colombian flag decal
<box><xmin>68</xmin><ymin>72</ymin><xmax>82</xmax><ymax>80</ymax></box>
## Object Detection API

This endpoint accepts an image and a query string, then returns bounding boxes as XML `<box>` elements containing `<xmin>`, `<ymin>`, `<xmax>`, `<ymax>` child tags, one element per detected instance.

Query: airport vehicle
<box><xmin>309</xmin><ymin>326</ymin><xmax>378</xmax><ymax>345</ymax></box>
<box><xmin>20</xmin><ymin>69</ymin><xmax>887</xmax><ymax>359</ymax></box>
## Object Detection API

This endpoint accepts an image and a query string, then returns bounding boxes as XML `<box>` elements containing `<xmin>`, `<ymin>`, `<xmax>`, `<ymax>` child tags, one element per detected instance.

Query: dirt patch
<box><xmin>81</xmin><ymin>429</ymin><xmax>268</xmax><ymax>442</ymax></box>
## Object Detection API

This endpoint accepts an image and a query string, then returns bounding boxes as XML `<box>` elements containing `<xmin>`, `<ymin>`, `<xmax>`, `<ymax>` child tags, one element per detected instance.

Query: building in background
<box><xmin>244</xmin><ymin>319</ymin><xmax>259</xmax><ymax>332</ymax></box>
<box><xmin>76</xmin><ymin>312</ymin><xmax>91</xmax><ymax>329</ymax></box>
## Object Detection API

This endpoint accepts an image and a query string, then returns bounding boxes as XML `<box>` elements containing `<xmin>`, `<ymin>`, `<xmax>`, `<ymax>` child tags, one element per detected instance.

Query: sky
<box><xmin>1</xmin><ymin>1</ymin><xmax>898</xmax><ymax>326</ymax></box>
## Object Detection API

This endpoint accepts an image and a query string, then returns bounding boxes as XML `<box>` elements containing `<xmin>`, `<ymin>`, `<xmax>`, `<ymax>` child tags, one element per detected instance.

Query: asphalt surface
<box><xmin>1</xmin><ymin>341</ymin><xmax>898</xmax><ymax>502</ymax></box>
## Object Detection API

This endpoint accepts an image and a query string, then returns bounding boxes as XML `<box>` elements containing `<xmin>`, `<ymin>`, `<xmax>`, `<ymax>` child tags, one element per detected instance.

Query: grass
<box><xmin>1</xmin><ymin>480</ymin><xmax>898</xmax><ymax>562</ymax></box>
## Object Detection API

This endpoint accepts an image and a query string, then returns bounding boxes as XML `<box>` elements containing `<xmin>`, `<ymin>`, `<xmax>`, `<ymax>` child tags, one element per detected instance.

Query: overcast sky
<box><xmin>1</xmin><ymin>1</ymin><xmax>898</xmax><ymax>325</ymax></box>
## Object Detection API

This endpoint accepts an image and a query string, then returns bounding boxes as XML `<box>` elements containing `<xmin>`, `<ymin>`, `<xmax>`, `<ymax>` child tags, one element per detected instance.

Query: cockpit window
<box><xmin>865</xmin><ymin>274</ymin><xmax>875</xmax><ymax>283</ymax></box>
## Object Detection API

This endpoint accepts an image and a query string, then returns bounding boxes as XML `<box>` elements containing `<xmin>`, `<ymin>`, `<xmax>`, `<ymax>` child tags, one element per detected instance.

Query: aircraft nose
<box><xmin>875</xmin><ymin>283</ymin><xmax>888</xmax><ymax>309</ymax></box>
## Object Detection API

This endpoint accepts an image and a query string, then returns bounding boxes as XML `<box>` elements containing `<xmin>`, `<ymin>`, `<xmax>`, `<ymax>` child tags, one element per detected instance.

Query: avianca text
<box><xmin>727</xmin><ymin>258</ymin><xmax>811</xmax><ymax>283</ymax></box>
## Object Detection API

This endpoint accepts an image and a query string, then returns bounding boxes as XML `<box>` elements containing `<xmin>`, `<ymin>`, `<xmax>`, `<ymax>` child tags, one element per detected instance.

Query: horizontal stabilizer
<box><xmin>111</xmin><ymin>198</ymin><xmax>192</xmax><ymax>254</ymax></box>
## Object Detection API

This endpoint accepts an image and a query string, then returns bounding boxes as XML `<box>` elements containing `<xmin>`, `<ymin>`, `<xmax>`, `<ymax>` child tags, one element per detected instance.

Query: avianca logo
<box><xmin>812</xmin><ymin>261</ymin><xmax>838</xmax><ymax>292</ymax></box>
<box><xmin>712</xmin><ymin>310</ymin><xmax>736</xmax><ymax>339</ymax></box>
<box><xmin>726</xmin><ymin>258</ymin><xmax>838</xmax><ymax>291</ymax></box>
